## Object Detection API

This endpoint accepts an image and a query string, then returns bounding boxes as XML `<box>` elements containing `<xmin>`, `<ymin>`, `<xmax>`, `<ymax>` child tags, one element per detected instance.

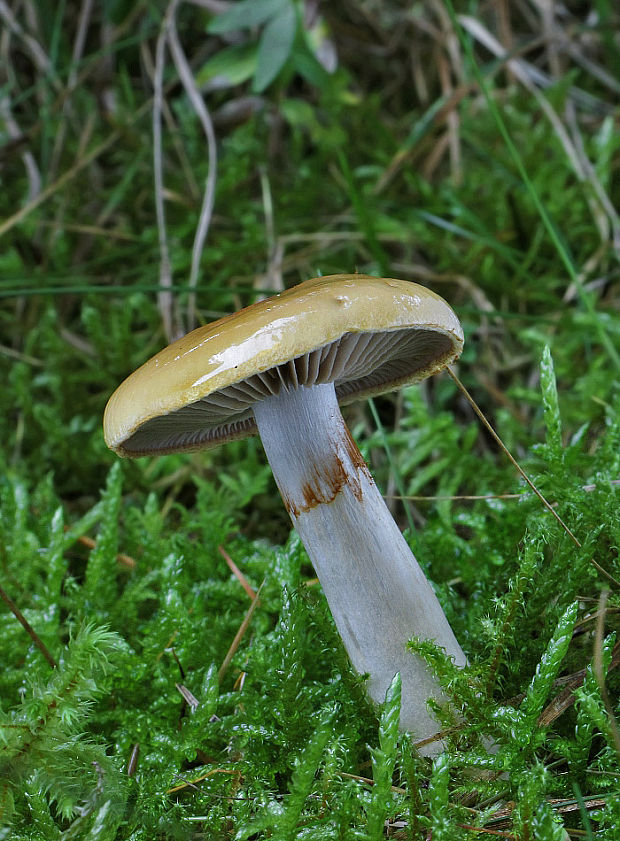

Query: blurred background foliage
<box><xmin>0</xmin><ymin>0</ymin><xmax>619</xmax><ymax>837</ymax></box>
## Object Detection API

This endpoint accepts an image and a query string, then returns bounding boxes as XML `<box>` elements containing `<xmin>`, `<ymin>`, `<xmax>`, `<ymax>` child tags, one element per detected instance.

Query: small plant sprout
<box><xmin>104</xmin><ymin>275</ymin><xmax>467</xmax><ymax>753</ymax></box>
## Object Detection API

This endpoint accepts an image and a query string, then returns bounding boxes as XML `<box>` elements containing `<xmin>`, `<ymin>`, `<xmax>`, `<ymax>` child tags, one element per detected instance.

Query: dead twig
<box><xmin>0</xmin><ymin>583</ymin><xmax>57</xmax><ymax>668</ymax></box>
<box><xmin>218</xmin><ymin>580</ymin><xmax>264</xmax><ymax>683</ymax></box>
<box><xmin>167</xmin><ymin>3</ymin><xmax>218</xmax><ymax>331</ymax></box>
<box><xmin>447</xmin><ymin>368</ymin><xmax>620</xmax><ymax>589</ymax></box>
<box><xmin>70</xmin><ymin>531</ymin><xmax>136</xmax><ymax>570</ymax></box>
<box><xmin>153</xmin><ymin>0</ymin><xmax>180</xmax><ymax>341</ymax></box>
<box><xmin>218</xmin><ymin>545</ymin><xmax>256</xmax><ymax>600</ymax></box>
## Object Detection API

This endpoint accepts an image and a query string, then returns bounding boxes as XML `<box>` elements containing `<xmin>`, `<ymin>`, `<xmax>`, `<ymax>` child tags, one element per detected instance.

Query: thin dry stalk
<box><xmin>430</xmin><ymin>0</ymin><xmax>465</xmax><ymax>85</ymax></box>
<box><xmin>457</xmin><ymin>826</ymin><xmax>514</xmax><ymax>838</ymax></box>
<box><xmin>259</xmin><ymin>167</ymin><xmax>284</xmax><ymax>295</ymax></box>
<box><xmin>496</xmin><ymin>0</ymin><xmax>515</xmax><ymax>85</ymax></box>
<box><xmin>593</xmin><ymin>589</ymin><xmax>620</xmax><ymax>758</ymax></box>
<box><xmin>218</xmin><ymin>544</ymin><xmax>256</xmax><ymax>600</ymax></box>
<box><xmin>75</xmin><ymin>533</ymin><xmax>136</xmax><ymax>570</ymax></box>
<box><xmin>0</xmin><ymin>344</ymin><xmax>43</xmax><ymax>365</ymax></box>
<box><xmin>175</xmin><ymin>682</ymin><xmax>200</xmax><ymax>710</ymax></box>
<box><xmin>386</xmin><ymin>492</ymin><xmax>523</xmax><ymax>502</ymax></box>
<box><xmin>447</xmin><ymin>368</ymin><xmax>620</xmax><ymax>588</ymax></box>
<box><xmin>140</xmin><ymin>40</ymin><xmax>200</xmax><ymax>202</ymax></box>
<box><xmin>49</xmin><ymin>0</ymin><xmax>95</xmax><ymax>184</ymax></box>
<box><xmin>153</xmin><ymin>0</ymin><xmax>181</xmax><ymax>341</ymax></box>
<box><xmin>36</xmin><ymin>220</ymin><xmax>139</xmax><ymax>241</ymax></box>
<box><xmin>387</xmin><ymin>478</ymin><xmax>620</xmax><ymax>503</ymax></box>
<box><xmin>437</xmin><ymin>46</ymin><xmax>462</xmax><ymax>183</ymax></box>
<box><xmin>561</xmin><ymin>38</ymin><xmax>620</xmax><ymax>96</ymax></box>
<box><xmin>535</xmin><ymin>0</ymin><xmax>563</xmax><ymax>79</ymax></box>
<box><xmin>126</xmin><ymin>743</ymin><xmax>140</xmax><ymax>777</ymax></box>
<box><xmin>0</xmin><ymin>96</ymin><xmax>41</xmax><ymax>201</ymax></box>
<box><xmin>337</xmin><ymin>771</ymin><xmax>406</xmax><ymax>795</ymax></box>
<box><xmin>421</xmin><ymin>126</ymin><xmax>450</xmax><ymax>181</ymax></box>
<box><xmin>410</xmin><ymin>29</ymin><xmax>429</xmax><ymax>104</ymax></box>
<box><xmin>166</xmin><ymin>768</ymin><xmax>241</xmax><ymax>795</ymax></box>
<box><xmin>0</xmin><ymin>3</ymin><xmax>42</xmax><ymax>204</ymax></box>
<box><xmin>0</xmin><ymin>584</ymin><xmax>57</xmax><ymax>668</ymax></box>
<box><xmin>538</xmin><ymin>640</ymin><xmax>620</xmax><ymax>727</ymax></box>
<box><xmin>0</xmin><ymin>2</ymin><xmax>146</xmax><ymax>178</ymax></box>
<box><xmin>167</xmin><ymin>5</ymin><xmax>218</xmax><ymax>330</ymax></box>
<box><xmin>0</xmin><ymin>117</ymin><xmax>142</xmax><ymax>238</ymax></box>
<box><xmin>0</xmin><ymin>0</ymin><xmax>53</xmax><ymax>78</ymax></box>
<box><xmin>218</xmin><ymin>581</ymin><xmax>264</xmax><ymax>682</ymax></box>
<box><xmin>457</xmin><ymin>14</ymin><xmax>618</xmax><ymax>256</ymax></box>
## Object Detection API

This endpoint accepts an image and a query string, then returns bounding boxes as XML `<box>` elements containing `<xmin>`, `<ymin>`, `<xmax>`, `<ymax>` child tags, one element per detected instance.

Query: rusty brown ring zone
<box><xmin>281</xmin><ymin>425</ymin><xmax>371</xmax><ymax>518</ymax></box>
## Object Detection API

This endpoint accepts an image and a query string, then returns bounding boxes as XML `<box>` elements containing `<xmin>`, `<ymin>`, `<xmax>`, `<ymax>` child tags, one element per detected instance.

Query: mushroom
<box><xmin>103</xmin><ymin>274</ymin><xmax>466</xmax><ymax>753</ymax></box>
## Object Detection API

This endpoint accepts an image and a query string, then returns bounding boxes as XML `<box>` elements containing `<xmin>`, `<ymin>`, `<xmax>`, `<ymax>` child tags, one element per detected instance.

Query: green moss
<box><xmin>0</xmin><ymin>1</ymin><xmax>618</xmax><ymax>837</ymax></box>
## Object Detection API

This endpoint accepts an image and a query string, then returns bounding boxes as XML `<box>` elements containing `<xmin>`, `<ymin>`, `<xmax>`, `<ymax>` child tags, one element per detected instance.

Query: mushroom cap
<box><xmin>104</xmin><ymin>274</ymin><xmax>464</xmax><ymax>456</ymax></box>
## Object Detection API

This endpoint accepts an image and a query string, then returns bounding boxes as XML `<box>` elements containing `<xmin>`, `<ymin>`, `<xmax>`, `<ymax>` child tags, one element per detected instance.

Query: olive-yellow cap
<box><xmin>103</xmin><ymin>274</ymin><xmax>463</xmax><ymax>456</ymax></box>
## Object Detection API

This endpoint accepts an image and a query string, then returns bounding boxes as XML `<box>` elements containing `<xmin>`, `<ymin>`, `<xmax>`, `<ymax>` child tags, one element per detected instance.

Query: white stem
<box><xmin>253</xmin><ymin>382</ymin><xmax>466</xmax><ymax>753</ymax></box>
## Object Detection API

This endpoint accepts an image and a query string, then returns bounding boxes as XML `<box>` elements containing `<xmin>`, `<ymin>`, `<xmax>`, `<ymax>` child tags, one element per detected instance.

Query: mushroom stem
<box><xmin>253</xmin><ymin>381</ymin><xmax>466</xmax><ymax>753</ymax></box>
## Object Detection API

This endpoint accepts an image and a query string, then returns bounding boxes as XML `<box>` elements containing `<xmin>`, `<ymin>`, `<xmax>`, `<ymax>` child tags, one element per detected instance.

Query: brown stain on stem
<box><xmin>282</xmin><ymin>422</ymin><xmax>372</xmax><ymax>518</ymax></box>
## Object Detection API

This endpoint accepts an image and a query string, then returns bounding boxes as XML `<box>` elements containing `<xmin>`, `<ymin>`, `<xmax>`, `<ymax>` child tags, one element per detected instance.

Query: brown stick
<box><xmin>218</xmin><ymin>581</ymin><xmax>264</xmax><ymax>683</ymax></box>
<box><xmin>0</xmin><ymin>584</ymin><xmax>57</xmax><ymax>668</ymax></box>
<box><xmin>218</xmin><ymin>545</ymin><xmax>256</xmax><ymax>600</ymax></box>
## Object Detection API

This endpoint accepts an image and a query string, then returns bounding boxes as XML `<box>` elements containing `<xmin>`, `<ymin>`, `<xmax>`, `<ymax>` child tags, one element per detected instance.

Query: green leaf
<box><xmin>197</xmin><ymin>44</ymin><xmax>258</xmax><ymax>88</ymax></box>
<box><xmin>207</xmin><ymin>0</ymin><xmax>289</xmax><ymax>33</ymax></box>
<box><xmin>290</xmin><ymin>41</ymin><xmax>332</xmax><ymax>89</ymax></box>
<box><xmin>253</xmin><ymin>3</ymin><xmax>297</xmax><ymax>92</ymax></box>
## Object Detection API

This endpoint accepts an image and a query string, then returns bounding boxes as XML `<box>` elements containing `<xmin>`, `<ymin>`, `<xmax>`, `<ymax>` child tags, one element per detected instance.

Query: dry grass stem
<box><xmin>218</xmin><ymin>544</ymin><xmax>257</xmax><ymax>600</ymax></box>
<box><xmin>338</xmin><ymin>771</ymin><xmax>406</xmax><ymax>795</ymax></box>
<box><xmin>0</xmin><ymin>583</ymin><xmax>57</xmax><ymax>668</ymax></box>
<box><xmin>153</xmin><ymin>0</ymin><xmax>181</xmax><ymax>341</ymax></box>
<box><xmin>49</xmin><ymin>0</ymin><xmax>95</xmax><ymax>184</ymax></box>
<box><xmin>593</xmin><ymin>589</ymin><xmax>620</xmax><ymax>758</ymax></box>
<box><xmin>457</xmin><ymin>14</ymin><xmax>618</xmax><ymax>257</ymax></box>
<box><xmin>259</xmin><ymin>167</ymin><xmax>284</xmax><ymax>295</ymax></box>
<box><xmin>218</xmin><ymin>581</ymin><xmax>264</xmax><ymax>683</ymax></box>
<box><xmin>437</xmin><ymin>47</ymin><xmax>462</xmax><ymax>183</ymax></box>
<box><xmin>140</xmin><ymin>38</ymin><xmax>200</xmax><ymax>202</ymax></box>
<box><xmin>0</xmin><ymin>96</ymin><xmax>41</xmax><ymax>202</ymax></box>
<box><xmin>166</xmin><ymin>5</ymin><xmax>218</xmax><ymax>330</ymax></box>
<box><xmin>387</xmin><ymin>480</ymin><xmax>620</xmax><ymax>503</ymax></box>
<box><xmin>0</xmin><ymin>98</ymin><xmax>152</xmax><ymax>239</ymax></box>
<box><xmin>75</xmin><ymin>533</ymin><xmax>136</xmax><ymax>570</ymax></box>
<box><xmin>447</xmin><ymin>368</ymin><xmax>620</xmax><ymax>588</ymax></box>
<box><xmin>538</xmin><ymin>640</ymin><xmax>620</xmax><ymax>727</ymax></box>
<box><xmin>166</xmin><ymin>768</ymin><xmax>241</xmax><ymax>795</ymax></box>
<box><xmin>175</xmin><ymin>682</ymin><xmax>200</xmax><ymax>710</ymax></box>
<box><xmin>0</xmin><ymin>0</ymin><xmax>53</xmax><ymax>77</ymax></box>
